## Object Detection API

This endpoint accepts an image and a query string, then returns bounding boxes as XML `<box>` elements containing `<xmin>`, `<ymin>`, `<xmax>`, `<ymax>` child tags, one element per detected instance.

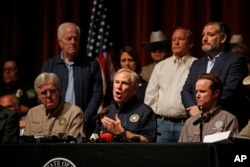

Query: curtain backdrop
<box><xmin>1</xmin><ymin>0</ymin><xmax>250</xmax><ymax>81</ymax></box>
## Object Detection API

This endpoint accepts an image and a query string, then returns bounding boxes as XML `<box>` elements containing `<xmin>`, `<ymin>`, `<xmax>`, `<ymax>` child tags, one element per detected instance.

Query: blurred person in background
<box><xmin>0</xmin><ymin>57</ymin><xmax>37</xmax><ymax>115</ymax></box>
<box><xmin>140</xmin><ymin>30</ymin><xmax>171</xmax><ymax>81</ymax></box>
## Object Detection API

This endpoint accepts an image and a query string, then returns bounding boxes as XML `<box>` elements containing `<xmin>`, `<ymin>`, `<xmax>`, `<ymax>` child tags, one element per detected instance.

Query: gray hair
<box><xmin>114</xmin><ymin>68</ymin><xmax>140</xmax><ymax>86</ymax></box>
<box><xmin>57</xmin><ymin>22</ymin><xmax>81</xmax><ymax>40</ymax></box>
<box><xmin>204</xmin><ymin>21</ymin><xmax>231</xmax><ymax>49</ymax></box>
<box><xmin>34</xmin><ymin>72</ymin><xmax>60</xmax><ymax>93</ymax></box>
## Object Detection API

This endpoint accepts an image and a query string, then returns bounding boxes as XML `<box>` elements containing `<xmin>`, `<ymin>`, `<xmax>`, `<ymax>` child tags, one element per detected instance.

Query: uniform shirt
<box><xmin>97</xmin><ymin>96</ymin><xmax>157</xmax><ymax>142</ymax></box>
<box><xmin>144</xmin><ymin>55</ymin><xmax>197</xmax><ymax>118</ymax></box>
<box><xmin>140</xmin><ymin>63</ymin><xmax>156</xmax><ymax>81</ymax></box>
<box><xmin>179</xmin><ymin>106</ymin><xmax>238</xmax><ymax>142</ymax></box>
<box><xmin>24</xmin><ymin>98</ymin><xmax>84</xmax><ymax>137</ymax></box>
<box><xmin>238</xmin><ymin>120</ymin><xmax>250</xmax><ymax>137</ymax></box>
<box><xmin>0</xmin><ymin>80</ymin><xmax>37</xmax><ymax>109</ymax></box>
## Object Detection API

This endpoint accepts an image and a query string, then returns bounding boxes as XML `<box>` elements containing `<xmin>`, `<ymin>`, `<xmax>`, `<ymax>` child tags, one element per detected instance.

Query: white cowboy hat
<box><xmin>142</xmin><ymin>30</ymin><xmax>170</xmax><ymax>50</ymax></box>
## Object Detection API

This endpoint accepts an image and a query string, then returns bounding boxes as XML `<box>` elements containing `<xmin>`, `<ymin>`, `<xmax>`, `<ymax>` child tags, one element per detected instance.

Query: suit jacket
<box><xmin>41</xmin><ymin>54</ymin><xmax>103</xmax><ymax>121</ymax></box>
<box><xmin>181</xmin><ymin>51</ymin><xmax>248</xmax><ymax>115</ymax></box>
<box><xmin>0</xmin><ymin>106</ymin><xmax>19</xmax><ymax>143</ymax></box>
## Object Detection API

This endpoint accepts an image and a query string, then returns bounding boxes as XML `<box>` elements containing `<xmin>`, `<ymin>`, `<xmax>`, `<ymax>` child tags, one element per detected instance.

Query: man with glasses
<box><xmin>0</xmin><ymin>57</ymin><xmax>37</xmax><ymax>116</ymax></box>
<box><xmin>23</xmin><ymin>72</ymin><xmax>84</xmax><ymax>138</ymax></box>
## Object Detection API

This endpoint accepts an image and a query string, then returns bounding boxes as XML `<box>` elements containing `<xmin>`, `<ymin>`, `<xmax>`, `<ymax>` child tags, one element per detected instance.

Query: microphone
<box><xmin>0</xmin><ymin>114</ymin><xmax>8</xmax><ymax>121</ymax></box>
<box><xmin>193</xmin><ymin>107</ymin><xmax>210</xmax><ymax>125</ymax></box>
<box><xmin>100</xmin><ymin>133</ymin><xmax>113</xmax><ymax>142</ymax></box>
<box><xmin>89</xmin><ymin>133</ymin><xmax>100</xmax><ymax>143</ymax></box>
<box><xmin>193</xmin><ymin>116</ymin><xmax>204</xmax><ymax>126</ymax></box>
<box><xmin>91</xmin><ymin>108</ymin><xmax>109</xmax><ymax>121</ymax></box>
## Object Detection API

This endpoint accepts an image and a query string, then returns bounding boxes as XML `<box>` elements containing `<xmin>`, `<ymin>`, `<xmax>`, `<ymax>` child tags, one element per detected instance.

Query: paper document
<box><xmin>203</xmin><ymin>131</ymin><xmax>232</xmax><ymax>143</ymax></box>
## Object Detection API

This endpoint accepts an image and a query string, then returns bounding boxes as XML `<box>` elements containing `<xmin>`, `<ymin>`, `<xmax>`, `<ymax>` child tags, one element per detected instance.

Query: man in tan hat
<box><xmin>140</xmin><ymin>30</ymin><xmax>171</xmax><ymax>81</ymax></box>
<box><xmin>144</xmin><ymin>27</ymin><xmax>197</xmax><ymax>142</ymax></box>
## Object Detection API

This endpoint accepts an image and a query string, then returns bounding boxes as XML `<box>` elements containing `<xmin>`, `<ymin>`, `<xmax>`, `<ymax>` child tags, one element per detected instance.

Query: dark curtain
<box><xmin>1</xmin><ymin>0</ymin><xmax>250</xmax><ymax>82</ymax></box>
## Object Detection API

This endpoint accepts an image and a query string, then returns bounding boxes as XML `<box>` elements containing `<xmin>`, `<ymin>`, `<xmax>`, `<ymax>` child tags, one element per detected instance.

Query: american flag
<box><xmin>86</xmin><ymin>0</ymin><xmax>116</xmax><ymax>111</ymax></box>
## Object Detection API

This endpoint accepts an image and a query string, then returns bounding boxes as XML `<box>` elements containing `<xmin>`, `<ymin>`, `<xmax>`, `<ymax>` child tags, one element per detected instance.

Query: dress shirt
<box><xmin>144</xmin><ymin>55</ymin><xmax>197</xmax><ymax>118</ymax></box>
<box><xmin>206</xmin><ymin>54</ymin><xmax>220</xmax><ymax>73</ymax></box>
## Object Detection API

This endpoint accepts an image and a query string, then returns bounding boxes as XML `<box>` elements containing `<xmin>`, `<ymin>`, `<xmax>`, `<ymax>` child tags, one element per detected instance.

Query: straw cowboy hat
<box><xmin>230</xmin><ymin>34</ymin><xmax>243</xmax><ymax>44</ymax></box>
<box><xmin>142</xmin><ymin>30</ymin><xmax>170</xmax><ymax>51</ymax></box>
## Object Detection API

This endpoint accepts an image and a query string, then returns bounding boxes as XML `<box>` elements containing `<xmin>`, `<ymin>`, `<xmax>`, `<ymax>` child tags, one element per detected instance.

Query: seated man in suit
<box><xmin>0</xmin><ymin>105</ymin><xmax>19</xmax><ymax>143</ymax></box>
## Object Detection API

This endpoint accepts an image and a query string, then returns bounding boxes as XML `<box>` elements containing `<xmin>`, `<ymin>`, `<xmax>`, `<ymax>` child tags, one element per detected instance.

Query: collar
<box><xmin>207</xmin><ymin>52</ymin><xmax>221</xmax><ymax>61</ymax></box>
<box><xmin>204</xmin><ymin>106</ymin><xmax>221</xmax><ymax>118</ymax></box>
<box><xmin>114</xmin><ymin>96</ymin><xmax>138</xmax><ymax>112</ymax></box>
<box><xmin>60</xmin><ymin>51</ymin><xmax>77</xmax><ymax>65</ymax></box>
<box><xmin>172</xmin><ymin>54</ymin><xmax>192</xmax><ymax>64</ymax></box>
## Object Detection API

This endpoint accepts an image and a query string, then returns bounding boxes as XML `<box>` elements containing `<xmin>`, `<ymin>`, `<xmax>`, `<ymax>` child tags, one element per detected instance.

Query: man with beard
<box><xmin>181</xmin><ymin>21</ymin><xmax>248</xmax><ymax>130</ymax></box>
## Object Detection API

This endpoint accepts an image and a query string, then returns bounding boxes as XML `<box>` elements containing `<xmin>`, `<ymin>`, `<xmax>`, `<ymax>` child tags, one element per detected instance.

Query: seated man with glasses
<box><xmin>23</xmin><ymin>72</ymin><xmax>84</xmax><ymax>139</ymax></box>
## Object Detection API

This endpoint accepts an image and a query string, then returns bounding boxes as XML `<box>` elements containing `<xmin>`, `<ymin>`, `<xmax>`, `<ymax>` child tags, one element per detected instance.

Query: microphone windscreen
<box><xmin>100</xmin><ymin>133</ymin><xmax>113</xmax><ymax>142</ymax></box>
<box><xmin>89</xmin><ymin>133</ymin><xmax>99</xmax><ymax>142</ymax></box>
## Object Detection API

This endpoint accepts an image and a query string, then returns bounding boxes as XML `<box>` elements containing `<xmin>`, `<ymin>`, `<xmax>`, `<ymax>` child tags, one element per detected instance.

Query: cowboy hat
<box><xmin>230</xmin><ymin>34</ymin><xmax>243</xmax><ymax>44</ymax></box>
<box><xmin>142</xmin><ymin>30</ymin><xmax>170</xmax><ymax>51</ymax></box>
<box><xmin>243</xmin><ymin>75</ymin><xmax>250</xmax><ymax>85</ymax></box>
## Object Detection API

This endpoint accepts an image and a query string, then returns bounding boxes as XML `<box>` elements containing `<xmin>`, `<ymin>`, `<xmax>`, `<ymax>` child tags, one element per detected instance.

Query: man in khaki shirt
<box><xmin>179</xmin><ymin>73</ymin><xmax>238</xmax><ymax>142</ymax></box>
<box><xmin>23</xmin><ymin>72</ymin><xmax>84</xmax><ymax>138</ymax></box>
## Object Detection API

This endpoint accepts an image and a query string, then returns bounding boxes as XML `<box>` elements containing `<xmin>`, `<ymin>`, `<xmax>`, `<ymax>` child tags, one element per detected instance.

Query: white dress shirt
<box><xmin>144</xmin><ymin>55</ymin><xmax>197</xmax><ymax>118</ymax></box>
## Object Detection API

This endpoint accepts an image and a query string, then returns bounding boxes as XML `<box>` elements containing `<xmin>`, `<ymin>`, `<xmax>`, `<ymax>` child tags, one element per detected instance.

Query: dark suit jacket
<box><xmin>0</xmin><ymin>106</ymin><xmax>19</xmax><ymax>143</ymax></box>
<box><xmin>41</xmin><ymin>54</ymin><xmax>103</xmax><ymax>121</ymax></box>
<box><xmin>181</xmin><ymin>51</ymin><xmax>248</xmax><ymax>115</ymax></box>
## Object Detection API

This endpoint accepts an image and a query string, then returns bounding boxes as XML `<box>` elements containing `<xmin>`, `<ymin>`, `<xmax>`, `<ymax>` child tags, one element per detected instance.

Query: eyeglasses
<box><xmin>40</xmin><ymin>89</ymin><xmax>58</xmax><ymax>97</ymax></box>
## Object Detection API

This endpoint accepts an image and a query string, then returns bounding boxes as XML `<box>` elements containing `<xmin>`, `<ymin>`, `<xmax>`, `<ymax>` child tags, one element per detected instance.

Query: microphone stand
<box><xmin>193</xmin><ymin>107</ymin><xmax>211</xmax><ymax>142</ymax></box>
<box><xmin>198</xmin><ymin>107</ymin><xmax>210</xmax><ymax>142</ymax></box>
<box><xmin>97</xmin><ymin>116</ymin><xmax>102</xmax><ymax>138</ymax></box>
<box><xmin>199</xmin><ymin>113</ymin><xmax>205</xmax><ymax>142</ymax></box>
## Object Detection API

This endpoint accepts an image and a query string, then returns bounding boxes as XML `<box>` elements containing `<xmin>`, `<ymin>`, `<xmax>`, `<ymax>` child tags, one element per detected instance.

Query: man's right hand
<box><xmin>187</xmin><ymin>105</ymin><xmax>200</xmax><ymax>116</ymax></box>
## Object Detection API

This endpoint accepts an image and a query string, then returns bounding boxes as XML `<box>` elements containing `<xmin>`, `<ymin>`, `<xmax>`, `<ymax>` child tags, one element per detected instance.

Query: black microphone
<box><xmin>0</xmin><ymin>114</ymin><xmax>8</xmax><ymax>121</ymax></box>
<box><xmin>91</xmin><ymin>108</ymin><xmax>109</xmax><ymax>121</ymax></box>
<box><xmin>193</xmin><ymin>107</ymin><xmax>210</xmax><ymax>125</ymax></box>
<box><xmin>193</xmin><ymin>116</ymin><xmax>203</xmax><ymax>126</ymax></box>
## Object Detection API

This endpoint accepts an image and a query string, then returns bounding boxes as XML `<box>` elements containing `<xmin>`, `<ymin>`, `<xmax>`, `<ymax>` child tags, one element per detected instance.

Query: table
<box><xmin>0</xmin><ymin>141</ymin><xmax>249</xmax><ymax>167</ymax></box>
